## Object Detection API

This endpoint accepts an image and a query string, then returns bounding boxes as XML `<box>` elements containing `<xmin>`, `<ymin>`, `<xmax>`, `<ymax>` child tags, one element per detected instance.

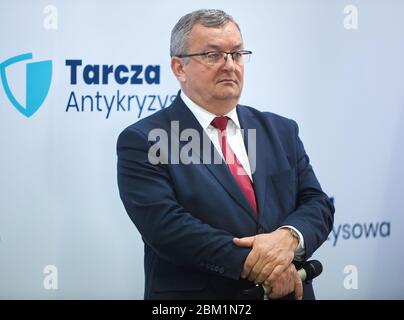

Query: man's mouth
<box><xmin>217</xmin><ymin>79</ymin><xmax>237</xmax><ymax>84</ymax></box>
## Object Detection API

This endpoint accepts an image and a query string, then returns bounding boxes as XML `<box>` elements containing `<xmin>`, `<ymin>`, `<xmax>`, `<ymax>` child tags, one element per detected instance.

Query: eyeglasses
<box><xmin>177</xmin><ymin>50</ymin><xmax>252</xmax><ymax>65</ymax></box>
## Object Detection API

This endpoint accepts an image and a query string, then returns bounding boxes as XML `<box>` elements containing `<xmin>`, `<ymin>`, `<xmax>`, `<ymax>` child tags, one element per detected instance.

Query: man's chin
<box><xmin>214</xmin><ymin>89</ymin><xmax>241</xmax><ymax>101</ymax></box>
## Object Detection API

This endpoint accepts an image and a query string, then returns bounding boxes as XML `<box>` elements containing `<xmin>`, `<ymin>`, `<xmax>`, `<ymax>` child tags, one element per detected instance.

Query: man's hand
<box><xmin>233</xmin><ymin>229</ymin><xmax>298</xmax><ymax>284</ymax></box>
<box><xmin>264</xmin><ymin>263</ymin><xmax>303</xmax><ymax>300</ymax></box>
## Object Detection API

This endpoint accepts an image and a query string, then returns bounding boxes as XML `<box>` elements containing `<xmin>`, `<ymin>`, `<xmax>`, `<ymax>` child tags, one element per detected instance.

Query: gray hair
<box><xmin>170</xmin><ymin>9</ymin><xmax>242</xmax><ymax>57</ymax></box>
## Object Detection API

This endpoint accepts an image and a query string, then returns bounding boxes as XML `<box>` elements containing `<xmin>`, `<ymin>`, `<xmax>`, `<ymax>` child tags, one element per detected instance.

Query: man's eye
<box><xmin>233</xmin><ymin>52</ymin><xmax>242</xmax><ymax>59</ymax></box>
<box><xmin>207</xmin><ymin>53</ymin><xmax>221</xmax><ymax>60</ymax></box>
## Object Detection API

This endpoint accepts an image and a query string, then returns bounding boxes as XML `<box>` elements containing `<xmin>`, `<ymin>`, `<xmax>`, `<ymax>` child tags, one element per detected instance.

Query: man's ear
<box><xmin>171</xmin><ymin>57</ymin><xmax>186</xmax><ymax>82</ymax></box>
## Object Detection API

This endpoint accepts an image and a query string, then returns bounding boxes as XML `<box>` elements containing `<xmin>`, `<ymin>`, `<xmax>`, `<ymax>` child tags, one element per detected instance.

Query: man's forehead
<box><xmin>203</xmin><ymin>42</ymin><xmax>243</xmax><ymax>50</ymax></box>
<box><xmin>190</xmin><ymin>21</ymin><xmax>239</xmax><ymax>35</ymax></box>
<box><xmin>188</xmin><ymin>22</ymin><xmax>242</xmax><ymax>48</ymax></box>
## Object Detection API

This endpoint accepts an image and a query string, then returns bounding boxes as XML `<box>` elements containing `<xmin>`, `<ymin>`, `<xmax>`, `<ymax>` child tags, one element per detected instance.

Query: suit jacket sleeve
<box><xmin>117</xmin><ymin>125</ymin><xmax>250</xmax><ymax>280</ymax></box>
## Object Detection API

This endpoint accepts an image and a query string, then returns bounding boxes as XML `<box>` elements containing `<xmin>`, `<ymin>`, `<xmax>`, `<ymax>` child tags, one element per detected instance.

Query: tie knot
<box><xmin>211</xmin><ymin>116</ymin><xmax>228</xmax><ymax>131</ymax></box>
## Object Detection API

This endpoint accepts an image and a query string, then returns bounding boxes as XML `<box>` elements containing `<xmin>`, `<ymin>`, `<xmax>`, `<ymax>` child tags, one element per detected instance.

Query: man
<box><xmin>117</xmin><ymin>9</ymin><xmax>334</xmax><ymax>300</ymax></box>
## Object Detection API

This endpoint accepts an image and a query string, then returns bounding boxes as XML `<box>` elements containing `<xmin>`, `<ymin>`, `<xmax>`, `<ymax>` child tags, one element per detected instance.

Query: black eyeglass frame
<box><xmin>176</xmin><ymin>50</ymin><xmax>253</xmax><ymax>62</ymax></box>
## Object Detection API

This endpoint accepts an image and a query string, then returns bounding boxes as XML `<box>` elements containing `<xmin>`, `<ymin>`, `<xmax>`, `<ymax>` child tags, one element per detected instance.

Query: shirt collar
<box><xmin>180</xmin><ymin>91</ymin><xmax>241</xmax><ymax>130</ymax></box>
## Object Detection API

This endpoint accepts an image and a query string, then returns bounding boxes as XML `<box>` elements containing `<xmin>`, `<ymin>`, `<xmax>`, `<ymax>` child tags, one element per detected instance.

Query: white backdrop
<box><xmin>1</xmin><ymin>0</ymin><xmax>403</xmax><ymax>299</ymax></box>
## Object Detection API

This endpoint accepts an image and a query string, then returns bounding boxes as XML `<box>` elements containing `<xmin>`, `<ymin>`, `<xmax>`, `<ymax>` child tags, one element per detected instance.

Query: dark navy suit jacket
<box><xmin>117</xmin><ymin>94</ymin><xmax>334</xmax><ymax>299</ymax></box>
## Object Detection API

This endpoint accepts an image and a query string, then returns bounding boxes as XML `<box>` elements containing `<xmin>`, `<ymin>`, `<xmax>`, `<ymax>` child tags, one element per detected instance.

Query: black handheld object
<box><xmin>242</xmin><ymin>260</ymin><xmax>323</xmax><ymax>300</ymax></box>
<box><xmin>298</xmin><ymin>259</ymin><xmax>323</xmax><ymax>281</ymax></box>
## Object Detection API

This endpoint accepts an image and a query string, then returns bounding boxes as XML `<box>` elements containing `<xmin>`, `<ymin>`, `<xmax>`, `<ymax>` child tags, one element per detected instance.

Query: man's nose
<box><xmin>222</xmin><ymin>53</ymin><xmax>236</xmax><ymax>71</ymax></box>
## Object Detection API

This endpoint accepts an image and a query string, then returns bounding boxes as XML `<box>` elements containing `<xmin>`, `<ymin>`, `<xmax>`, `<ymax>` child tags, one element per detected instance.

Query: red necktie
<box><xmin>211</xmin><ymin>116</ymin><xmax>258</xmax><ymax>214</ymax></box>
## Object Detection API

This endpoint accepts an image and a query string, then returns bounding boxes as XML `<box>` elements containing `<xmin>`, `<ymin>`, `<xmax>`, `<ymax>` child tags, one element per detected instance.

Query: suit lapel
<box><xmin>168</xmin><ymin>95</ymin><xmax>258</xmax><ymax>222</ymax></box>
<box><xmin>237</xmin><ymin>106</ymin><xmax>274</xmax><ymax>228</ymax></box>
<box><xmin>238</xmin><ymin>106</ymin><xmax>295</xmax><ymax>232</ymax></box>
<box><xmin>237</xmin><ymin>106</ymin><xmax>267</xmax><ymax>221</ymax></box>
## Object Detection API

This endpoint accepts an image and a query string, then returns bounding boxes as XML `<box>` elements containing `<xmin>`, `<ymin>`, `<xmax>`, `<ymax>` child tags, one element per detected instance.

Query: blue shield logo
<box><xmin>0</xmin><ymin>53</ymin><xmax>52</xmax><ymax>117</ymax></box>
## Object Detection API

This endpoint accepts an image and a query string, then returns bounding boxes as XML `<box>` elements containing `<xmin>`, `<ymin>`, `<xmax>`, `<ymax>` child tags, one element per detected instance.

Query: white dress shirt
<box><xmin>180</xmin><ymin>91</ymin><xmax>305</xmax><ymax>260</ymax></box>
<box><xmin>180</xmin><ymin>91</ymin><xmax>253</xmax><ymax>181</ymax></box>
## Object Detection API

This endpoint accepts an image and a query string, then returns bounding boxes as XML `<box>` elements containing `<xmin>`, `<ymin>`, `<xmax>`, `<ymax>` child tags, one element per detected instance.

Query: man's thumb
<box><xmin>233</xmin><ymin>236</ymin><xmax>255</xmax><ymax>247</ymax></box>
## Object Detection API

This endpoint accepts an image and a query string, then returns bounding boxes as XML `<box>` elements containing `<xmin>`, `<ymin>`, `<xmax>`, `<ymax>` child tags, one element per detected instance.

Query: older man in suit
<box><xmin>117</xmin><ymin>9</ymin><xmax>334</xmax><ymax>300</ymax></box>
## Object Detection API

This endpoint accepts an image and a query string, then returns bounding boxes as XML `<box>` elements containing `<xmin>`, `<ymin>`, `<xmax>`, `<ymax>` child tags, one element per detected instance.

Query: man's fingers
<box><xmin>235</xmin><ymin>236</ymin><xmax>258</xmax><ymax>279</ymax></box>
<box><xmin>265</xmin><ymin>264</ymin><xmax>301</xmax><ymax>300</ymax></box>
<box><xmin>294</xmin><ymin>270</ymin><xmax>303</xmax><ymax>300</ymax></box>
<box><xmin>240</xmin><ymin>250</ymin><xmax>259</xmax><ymax>279</ymax></box>
<box><xmin>248</xmin><ymin>260</ymin><xmax>263</xmax><ymax>282</ymax></box>
<box><xmin>247</xmin><ymin>253</ymin><xmax>266</xmax><ymax>282</ymax></box>
<box><xmin>252</xmin><ymin>262</ymin><xmax>274</xmax><ymax>285</ymax></box>
<box><xmin>265</xmin><ymin>264</ymin><xmax>287</xmax><ymax>285</ymax></box>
